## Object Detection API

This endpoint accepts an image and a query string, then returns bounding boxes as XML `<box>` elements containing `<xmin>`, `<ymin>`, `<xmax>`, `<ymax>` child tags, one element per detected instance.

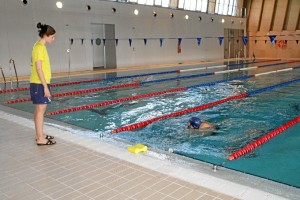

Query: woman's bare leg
<box><xmin>34</xmin><ymin>104</ymin><xmax>48</xmax><ymax>144</ymax></box>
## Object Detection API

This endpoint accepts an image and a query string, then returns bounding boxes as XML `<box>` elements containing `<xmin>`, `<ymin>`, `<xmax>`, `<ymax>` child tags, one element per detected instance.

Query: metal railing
<box><xmin>9</xmin><ymin>59</ymin><xmax>19</xmax><ymax>87</ymax></box>
<box><xmin>0</xmin><ymin>66</ymin><xmax>6</xmax><ymax>85</ymax></box>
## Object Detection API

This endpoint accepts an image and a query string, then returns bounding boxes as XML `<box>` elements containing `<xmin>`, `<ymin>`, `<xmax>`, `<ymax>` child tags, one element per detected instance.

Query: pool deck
<box><xmin>1</xmin><ymin>59</ymin><xmax>300</xmax><ymax>199</ymax></box>
<box><xmin>1</xmin><ymin>105</ymin><xmax>299</xmax><ymax>200</ymax></box>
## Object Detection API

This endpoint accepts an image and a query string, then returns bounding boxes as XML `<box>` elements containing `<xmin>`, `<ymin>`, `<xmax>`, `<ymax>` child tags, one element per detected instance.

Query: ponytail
<box><xmin>37</xmin><ymin>22</ymin><xmax>56</xmax><ymax>38</ymax></box>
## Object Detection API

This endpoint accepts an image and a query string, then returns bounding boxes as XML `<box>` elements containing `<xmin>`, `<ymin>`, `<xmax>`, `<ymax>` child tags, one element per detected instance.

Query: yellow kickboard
<box><xmin>128</xmin><ymin>143</ymin><xmax>147</xmax><ymax>154</ymax></box>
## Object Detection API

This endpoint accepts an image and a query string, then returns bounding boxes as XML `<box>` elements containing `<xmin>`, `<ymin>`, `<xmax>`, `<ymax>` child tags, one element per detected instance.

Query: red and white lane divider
<box><xmin>213</xmin><ymin>61</ymin><xmax>298</xmax><ymax>75</ymax></box>
<box><xmin>0</xmin><ymin>78</ymin><xmax>103</xmax><ymax>94</ymax></box>
<box><xmin>46</xmin><ymin>87</ymin><xmax>186</xmax><ymax>116</ymax></box>
<box><xmin>0</xmin><ymin>59</ymin><xmax>286</xmax><ymax>95</ymax></box>
<box><xmin>179</xmin><ymin>65</ymin><xmax>227</xmax><ymax>73</ymax></box>
<box><xmin>177</xmin><ymin>59</ymin><xmax>281</xmax><ymax>73</ymax></box>
<box><xmin>254</xmin><ymin>68</ymin><xmax>293</xmax><ymax>77</ymax></box>
<box><xmin>4</xmin><ymin>61</ymin><xmax>299</xmax><ymax>105</ymax></box>
<box><xmin>110</xmin><ymin>78</ymin><xmax>300</xmax><ymax>134</ymax></box>
<box><xmin>111</xmin><ymin>94</ymin><xmax>248</xmax><ymax>133</ymax></box>
<box><xmin>45</xmin><ymin>64</ymin><xmax>300</xmax><ymax>116</ymax></box>
<box><xmin>227</xmin><ymin>116</ymin><xmax>300</xmax><ymax>161</ymax></box>
<box><xmin>4</xmin><ymin>82</ymin><xmax>140</xmax><ymax>104</ymax></box>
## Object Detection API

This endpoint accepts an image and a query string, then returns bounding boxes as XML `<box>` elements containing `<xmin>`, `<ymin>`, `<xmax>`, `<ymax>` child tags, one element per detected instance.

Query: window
<box><xmin>146</xmin><ymin>0</ymin><xmax>154</xmax><ymax>5</ymax></box>
<box><xmin>178</xmin><ymin>0</ymin><xmax>208</xmax><ymax>12</ymax></box>
<box><xmin>138</xmin><ymin>0</ymin><xmax>147</xmax><ymax>4</ymax></box>
<box><xmin>178</xmin><ymin>0</ymin><xmax>184</xmax><ymax>8</ymax></box>
<box><xmin>126</xmin><ymin>0</ymin><xmax>240</xmax><ymax>16</ymax></box>
<box><xmin>215</xmin><ymin>0</ymin><xmax>238</xmax><ymax>16</ymax></box>
<box><xmin>161</xmin><ymin>0</ymin><xmax>169</xmax><ymax>7</ymax></box>
<box><xmin>129</xmin><ymin>0</ymin><xmax>169</xmax><ymax>7</ymax></box>
<box><xmin>129</xmin><ymin>0</ymin><xmax>154</xmax><ymax>5</ymax></box>
<box><xmin>228</xmin><ymin>0</ymin><xmax>234</xmax><ymax>15</ymax></box>
<box><xmin>184</xmin><ymin>0</ymin><xmax>196</xmax><ymax>11</ymax></box>
<box><xmin>154</xmin><ymin>0</ymin><xmax>162</xmax><ymax>5</ymax></box>
<box><xmin>197</xmin><ymin>0</ymin><xmax>208</xmax><ymax>13</ymax></box>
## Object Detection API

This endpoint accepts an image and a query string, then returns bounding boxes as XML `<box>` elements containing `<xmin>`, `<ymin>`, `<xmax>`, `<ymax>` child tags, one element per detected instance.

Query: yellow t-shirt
<box><xmin>30</xmin><ymin>41</ymin><xmax>52</xmax><ymax>84</ymax></box>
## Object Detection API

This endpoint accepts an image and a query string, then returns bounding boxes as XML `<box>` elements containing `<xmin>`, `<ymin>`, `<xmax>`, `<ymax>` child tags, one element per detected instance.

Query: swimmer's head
<box><xmin>188</xmin><ymin>117</ymin><xmax>201</xmax><ymax>129</ymax></box>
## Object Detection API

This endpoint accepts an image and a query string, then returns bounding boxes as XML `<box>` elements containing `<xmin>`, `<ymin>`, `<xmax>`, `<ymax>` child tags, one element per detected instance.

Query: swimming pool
<box><xmin>1</xmin><ymin>60</ymin><xmax>300</xmax><ymax>188</ymax></box>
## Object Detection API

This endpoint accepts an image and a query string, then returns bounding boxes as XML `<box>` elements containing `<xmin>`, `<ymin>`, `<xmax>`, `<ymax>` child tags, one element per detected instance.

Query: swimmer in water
<box><xmin>187</xmin><ymin>117</ymin><xmax>219</xmax><ymax>135</ymax></box>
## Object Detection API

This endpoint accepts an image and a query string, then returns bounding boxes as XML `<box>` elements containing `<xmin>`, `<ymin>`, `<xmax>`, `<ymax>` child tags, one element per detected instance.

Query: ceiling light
<box><xmin>56</xmin><ymin>1</ymin><xmax>63</xmax><ymax>9</ymax></box>
<box><xmin>185</xmin><ymin>15</ymin><xmax>189</xmax><ymax>20</ymax></box>
<box><xmin>112</xmin><ymin>7</ymin><xmax>116</xmax><ymax>13</ymax></box>
<box><xmin>134</xmin><ymin>9</ymin><xmax>139</xmax><ymax>15</ymax></box>
<box><xmin>222</xmin><ymin>19</ymin><xmax>225</xmax><ymax>23</ymax></box>
<box><xmin>153</xmin><ymin>11</ymin><xmax>157</xmax><ymax>17</ymax></box>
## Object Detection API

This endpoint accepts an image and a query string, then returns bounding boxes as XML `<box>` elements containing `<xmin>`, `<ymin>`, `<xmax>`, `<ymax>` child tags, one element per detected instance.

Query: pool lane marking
<box><xmin>138</xmin><ymin>61</ymin><xmax>296</xmax><ymax>85</ymax></box>
<box><xmin>110</xmin><ymin>78</ymin><xmax>300</xmax><ymax>134</ymax></box>
<box><xmin>178</xmin><ymin>59</ymin><xmax>289</xmax><ymax>73</ymax></box>
<box><xmin>141</xmin><ymin>61</ymin><xmax>298</xmax><ymax>85</ymax></box>
<box><xmin>214</xmin><ymin>60</ymin><xmax>297</xmax><ymax>75</ymax></box>
<box><xmin>0</xmin><ymin>59</ymin><xmax>281</xmax><ymax>94</ymax></box>
<box><xmin>45</xmin><ymin>65</ymin><xmax>300</xmax><ymax>116</ymax></box>
<box><xmin>45</xmin><ymin>87</ymin><xmax>188</xmax><ymax>116</ymax></box>
<box><xmin>45</xmin><ymin>75</ymin><xmax>250</xmax><ymax>116</ymax></box>
<box><xmin>215</xmin><ymin>65</ymin><xmax>294</xmax><ymax>76</ymax></box>
<box><xmin>178</xmin><ymin>65</ymin><xmax>226</xmax><ymax>73</ymax></box>
<box><xmin>3</xmin><ymin>61</ymin><xmax>297</xmax><ymax>104</ymax></box>
<box><xmin>254</xmin><ymin>68</ymin><xmax>293</xmax><ymax>76</ymax></box>
<box><xmin>227</xmin><ymin>116</ymin><xmax>300</xmax><ymax>161</ymax></box>
<box><xmin>0</xmin><ymin>78</ymin><xmax>103</xmax><ymax>94</ymax></box>
<box><xmin>4</xmin><ymin>82</ymin><xmax>141</xmax><ymax>104</ymax></box>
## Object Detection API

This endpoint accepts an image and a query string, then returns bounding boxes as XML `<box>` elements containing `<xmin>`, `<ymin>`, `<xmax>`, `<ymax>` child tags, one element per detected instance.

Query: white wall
<box><xmin>0</xmin><ymin>0</ymin><xmax>246</xmax><ymax>76</ymax></box>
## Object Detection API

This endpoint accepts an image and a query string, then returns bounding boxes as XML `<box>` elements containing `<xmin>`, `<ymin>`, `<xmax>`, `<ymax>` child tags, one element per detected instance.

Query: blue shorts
<box><xmin>30</xmin><ymin>83</ymin><xmax>51</xmax><ymax>104</ymax></box>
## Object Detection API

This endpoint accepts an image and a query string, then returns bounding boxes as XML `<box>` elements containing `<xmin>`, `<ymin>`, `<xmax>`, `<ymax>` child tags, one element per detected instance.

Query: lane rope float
<box><xmin>110</xmin><ymin>78</ymin><xmax>300</xmax><ymax>133</ymax></box>
<box><xmin>177</xmin><ymin>59</ymin><xmax>282</xmax><ymax>73</ymax></box>
<box><xmin>4</xmin><ymin>61</ymin><xmax>298</xmax><ymax>104</ymax></box>
<box><xmin>140</xmin><ymin>61</ymin><xmax>298</xmax><ymax>85</ymax></box>
<box><xmin>0</xmin><ymin>59</ymin><xmax>281</xmax><ymax>94</ymax></box>
<box><xmin>227</xmin><ymin>116</ymin><xmax>300</xmax><ymax>160</ymax></box>
<box><xmin>4</xmin><ymin>82</ymin><xmax>140</xmax><ymax>104</ymax></box>
<box><xmin>178</xmin><ymin>65</ymin><xmax>226</xmax><ymax>73</ymax></box>
<box><xmin>45</xmin><ymin>64</ymin><xmax>300</xmax><ymax>116</ymax></box>
<box><xmin>46</xmin><ymin>87</ymin><xmax>187</xmax><ymax>116</ymax></box>
<box><xmin>0</xmin><ymin>78</ymin><xmax>103</xmax><ymax>94</ymax></box>
<box><xmin>46</xmin><ymin>76</ymin><xmax>251</xmax><ymax>116</ymax></box>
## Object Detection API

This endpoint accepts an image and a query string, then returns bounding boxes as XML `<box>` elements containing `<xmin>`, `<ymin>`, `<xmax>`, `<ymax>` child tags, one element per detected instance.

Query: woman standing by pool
<box><xmin>30</xmin><ymin>22</ymin><xmax>56</xmax><ymax>145</ymax></box>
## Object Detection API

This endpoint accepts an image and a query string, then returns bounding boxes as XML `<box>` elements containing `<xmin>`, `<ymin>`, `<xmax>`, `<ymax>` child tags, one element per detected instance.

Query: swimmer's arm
<box><xmin>200</xmin><ymin>121</ymin><xmax>219</xmax><ymax>130</ymax></box>
<box><xmin>202</xmin><ymin>121</ymin><xmax>214</xmax><ymax>128</ymax></box>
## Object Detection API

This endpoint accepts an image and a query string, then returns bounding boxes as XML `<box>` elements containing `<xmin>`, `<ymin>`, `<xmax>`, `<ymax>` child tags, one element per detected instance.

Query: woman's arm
<box><xmin>35</xmin><ymin>60</ymin><xmax>51</xmax><ymax>98</ymax></box>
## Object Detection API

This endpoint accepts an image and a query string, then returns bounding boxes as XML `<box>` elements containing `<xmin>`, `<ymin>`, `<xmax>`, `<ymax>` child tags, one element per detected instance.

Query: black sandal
<box><xmin>45</xmin><ymin>135</ymin><xmax>54</xmax><ymax>140</ymax></box>
<box><xmin>35</xmin><ymin>135</ymin><xmax>54</xmax><ymax>141</ymax></box>
<box><xmin>37</xmin><ymin>139</ymin><xmax>56</xmax><ymax>146</ymax></box>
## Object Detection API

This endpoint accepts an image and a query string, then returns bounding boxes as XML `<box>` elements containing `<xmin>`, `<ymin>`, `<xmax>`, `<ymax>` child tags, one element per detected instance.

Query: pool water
<box><xmin>1</xmin><ymin>61</ymin><xmax>300</xmax><ymax>188</ymax></box>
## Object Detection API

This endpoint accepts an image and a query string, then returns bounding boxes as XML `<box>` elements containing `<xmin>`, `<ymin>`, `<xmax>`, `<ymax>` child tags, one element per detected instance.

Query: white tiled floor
<box><xmin>0</xmin><ymin>116</ymin><xmax>234</xmax><ymax>200</ymax></box>
<box><xmin>0</xmin><ymin>109</ymin><xmax>299</xmax><ymax>200</ymax></box>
